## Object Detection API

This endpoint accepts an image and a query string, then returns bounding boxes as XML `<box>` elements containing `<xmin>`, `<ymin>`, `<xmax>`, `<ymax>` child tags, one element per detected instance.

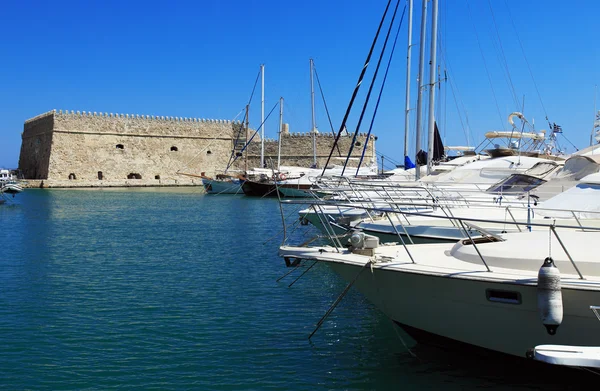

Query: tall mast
<box><xmin>244</xmin><ymin>104</ymin><xmax>250</xmax><ymax>173</ymax></box>
<box><xmin>414</xmin><ymin>0</ymin><xmax>428</xmax><ymax>180</ymax></box>
<box><xmin>261</xmin><ymin>64</ymin><xmax>265</xmax><ymax>168</ymax></box>
<box><xmin>278</xmin><ymin>97</ymin><xmax>284</xmax><ymax>170</ymax></box>
<box><xmin>310</xmin><ymin>58</ymin><xmax>317</xmax><ymax>167</ymax></box>
<box><xmin>403</xmin><ymin>0</ymin><xmax>414</xmax><ymax>166</ymax></box>
<box><xmin>426</xmin><ymin>0</ymin><xmax>439</xmax><ymax>175</ymax></box>
<box><xmin>592</xmin><ymin>84</ymin><xmax>598</xmax><ymax>147</ymax></box>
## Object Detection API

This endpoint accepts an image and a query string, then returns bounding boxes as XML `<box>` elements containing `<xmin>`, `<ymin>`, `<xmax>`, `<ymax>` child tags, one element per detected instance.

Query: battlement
<box><xmin>25</xmin><ymin>109</ymin><xmax>242</xmax><ymax>125</ymax></box>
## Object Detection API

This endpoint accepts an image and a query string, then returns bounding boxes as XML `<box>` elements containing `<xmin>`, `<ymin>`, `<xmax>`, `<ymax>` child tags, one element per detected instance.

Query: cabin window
<box><xmin>486</xmin><ymin>289</ymin><xmax>521</xmax><ymax>305</ymax></box>
<box><xmin>171</xmin><ymin>146</ymin><xmax>178</xmax><ymax>151</ymax></box>
<box><xmin>116</xmin><ymin>144</ymin><xmax>124</xmax><ymax>149</ymax></box>
<box><xmin>155</xmin><ymin>175</ymin><xmax>160</xmax><ymax>180</ymax></box>
<box><xmin>127</xmin><ymin>173</ymin><xmax>142</xmax><ymax>179</ymax></box>
<box><xmin>98</xmin><ymin>171</ymin><xmax>103</xmax><ymax>180</ymax></box>
<box><xmin>68</xmin><ymin>173</ymin><xmax>76</xmax><ymax>180</ymax></box>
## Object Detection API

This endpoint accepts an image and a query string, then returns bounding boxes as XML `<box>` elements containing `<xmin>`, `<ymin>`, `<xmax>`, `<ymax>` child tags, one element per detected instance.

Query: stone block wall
<box><xmin>19</xmin><ymin>111</ymin><xmax>56</xmax><ymax>179</ymax></box>
<box><xmin>245</xmin><ymin>132</ymin><xmax>376</xmax><ymax>169</ymax></box>
<box><xmin>18</xmin><ymin>110</ymin><xmax>377</xmax><ymax>186</ymax></box>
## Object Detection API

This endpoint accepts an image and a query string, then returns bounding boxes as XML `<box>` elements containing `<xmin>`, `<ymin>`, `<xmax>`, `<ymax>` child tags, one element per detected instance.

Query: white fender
<box><xmin>537</xmin><ymin>257</ymin><xmax>563</xmax><ymax>335</ymax></box>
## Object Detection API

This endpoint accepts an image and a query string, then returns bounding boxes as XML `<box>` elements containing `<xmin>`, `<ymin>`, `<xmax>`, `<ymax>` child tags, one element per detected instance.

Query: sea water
<box><xmin>0</xmin><ymin>189</ymin><xmax>594</xmax><ymax>390</ymax></box>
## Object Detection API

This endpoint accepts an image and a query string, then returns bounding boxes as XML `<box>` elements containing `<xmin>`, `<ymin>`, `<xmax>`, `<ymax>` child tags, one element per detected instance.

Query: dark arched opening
<box><xmin>68</xmin><ymin>173</ymin><xmax>76</xmax><ymax>180</ymax></box>
<box><xmin>98</xmin><ymin>171</ymin><xmax>103</xmax><ymax>180</ymax></box>
<box><xmin>127</xmin><ymin>173</ymin><xmax>142</xmax><ymax>179</ymax></box>
<box><xmin>171</xmin><ymin>146</ymin><xmax>178</xmax><ymax>151</ymax></box>
<box><xmin>155</xmin><ymin>175</ymin><xmax>160</xmax><ymax>180</ymax></box>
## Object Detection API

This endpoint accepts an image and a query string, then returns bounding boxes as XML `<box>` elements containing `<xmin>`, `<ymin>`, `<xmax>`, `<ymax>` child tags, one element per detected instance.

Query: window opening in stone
<box><xmin>116</xmin><ymin>144</ymin><xmax>124</xmax><ymax>149</ymax></box>
<box><xmin>207</xmin><ymin>150</ymin><xmax>212</xmax><ymax>155</ymax></box>
<box><xmin>98</xmin><ymin>171</ymin><xmax>103</xmax><ymax>180</ymax></box>
<box><xmin>171</xmin><ymin>146</ymin><xmax>178</xmax><ymax>151</ymax></box>
<box><xmin>127</xmin><ymin>173</ymin><xmax>142</xmax><ymax>179</ymax></box>
<box><xmin>355</xmin><ymin>141</ymin><xmax>362</xmax><ymax>147</ymax></box>
<box><xmin>68</xmin><ymin>173</ymin><xmax>76</xmax><ymax>180</ymax></box>
<box><xmin>155</xmin><ymin>175</ymin><xmax>160</xmax><ymax>180</ymax></box>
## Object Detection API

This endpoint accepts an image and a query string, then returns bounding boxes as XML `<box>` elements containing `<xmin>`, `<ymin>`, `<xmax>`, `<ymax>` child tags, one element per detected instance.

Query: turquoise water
<box><xmin>0</xmin><ymin>189</ymin><xmax>594</xmax><ymax>390</ymax></box>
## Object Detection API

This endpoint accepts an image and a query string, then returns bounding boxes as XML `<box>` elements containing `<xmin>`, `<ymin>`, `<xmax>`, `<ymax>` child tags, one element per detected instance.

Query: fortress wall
<box><xmin>47</xmin><ymin>132</ymin><xmax>234</xmax><ymax>181</ymax></box>
<box><xmin>19</xmin><ymin>111</ymin><xmax>55</xmax><ymax>179</ymax></box>
<box><xmin>19</xmin><ymin>110</ymin><xmax>378</xmax><ymax>186</ymax></box>
<box><xmin>244</xmin><ymin>132</ymin><xmax>376</xmax><ymax>169</ymax></box>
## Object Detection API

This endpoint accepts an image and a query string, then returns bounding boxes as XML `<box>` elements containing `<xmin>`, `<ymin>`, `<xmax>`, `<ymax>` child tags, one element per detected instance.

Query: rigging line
<box><xmin>356</xmin><ymin>4</ymin><xmax>407</xmax><ymax>175</ymax></box>
<box><xmin>224</xmin><ymin>110</ymin><xmax>249</xmax><ymax>172</ymax></box>
<box><xmin>559</xmin><ymin>133</ymin><xmax>579</xmax><ymax>152</ymax></box>
<box><xmin>228</xmin><ymin>102</ymin><xmax>280</xmax><ymax>168</ymax></box>
<box><xmin>247</xmin><ymin>68</ymin><xmax>262</xmax><ymax>107</ymax></box>
<box><xmin>443</xmin><ymin>67</ymin><xmax>469</xmax><ymax>145</ymax></box>
<box><xmin>342</xmin><ymin>0</ymin><xmax>403</xmax><ymax>176</ymax></box>
<box><xmin>487</xmin><ymin>0</ymin><xmax>520</xmax><ymax>110</ymax></box>
<box><xmin>313</xmin><ymin>67</ymin><xmax>342</xmax><ymax>157</ymax></box>
<box><xmin>436</xmin><ymin>46</ymin><xmax>472</xmax><ymax>145</ymax></box>
<box><xmin>465</xmin><ymin>0</ymin><xmax>506</xmax><ymax>132</ymax></box>
<box><xmin>503</xmin><ymin>0</ymin><xmax>550</xmax><ymax>124</ymax></box>
<box><xmin>321</xmin><ymin>0</ymin><xmax>394</xmax><ymax>176</ymax></box>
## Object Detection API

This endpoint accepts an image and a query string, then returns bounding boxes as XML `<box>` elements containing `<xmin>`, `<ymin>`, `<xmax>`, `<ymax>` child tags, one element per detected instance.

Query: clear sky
<box><xmin>1</xmin><ymin>0</ymin><xmax>599</xmax><ymax>170</ymax></box>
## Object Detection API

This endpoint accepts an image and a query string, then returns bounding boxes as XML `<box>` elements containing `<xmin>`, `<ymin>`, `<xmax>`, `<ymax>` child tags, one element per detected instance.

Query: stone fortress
<box><xmin>18</xmin><ymin>110</ymin><xmax>377</xmax><ymax>187</ymax></box>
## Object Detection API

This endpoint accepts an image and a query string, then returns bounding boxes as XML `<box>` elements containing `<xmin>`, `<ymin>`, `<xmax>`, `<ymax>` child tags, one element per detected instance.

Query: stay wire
<box><xmin>247</xmin><ymin>68</ymin><xmax>262</xmax><ymax>107</ymax></box>
<box><xmin>356</xmin><ymin>4</ymin><xmax>407</xmax><ymax>175</ymax></box>
<box><xmin>465</xmin><ymin>0</ymin><xmax>506</xmax><ymax>132</ymax></box>
<box><xmin>503</xmin><ymin>0</ymin><xmax>550</xmax><ymax>124</ymax></box>
<box><xmin>313</xmin><ymin>66</ymin><xmax>342</xmax><ymax>157</ymax></box>
<box><xmin>228</xmin><ymin>102</ymin><xmax>280</xmax><ymax>168</ymax></box>
<box><xmin>487</xmin><ymin>0</ymin><xmax>520</xmax><ymax>110</ymax></box>
<box><xmin>321</xmin><ymin>0</ymin><xmax>394</xmax><ymax>176</ymax></box>
<box><xmin>342</xmin><ymin>0</ymin><xmax>402</xmax><ymax>176</ymax></box>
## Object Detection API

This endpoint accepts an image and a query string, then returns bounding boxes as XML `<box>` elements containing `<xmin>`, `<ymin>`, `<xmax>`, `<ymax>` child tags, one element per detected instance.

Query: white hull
<box><xmin>279</xmin><ymin>244</ymin><xmax>600</xmax><ymax>358</ymax></box>
<box><xmin>328</xmin><ymin>261</ymin><xmax>600</xmax><ymax>358</ymax></box>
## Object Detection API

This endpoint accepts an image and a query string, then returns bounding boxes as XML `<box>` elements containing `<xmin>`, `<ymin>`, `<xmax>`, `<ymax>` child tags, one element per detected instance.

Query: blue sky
<box><xmin>1</xmin><ymin>0</ymin><xmax>599</xmax><ymax>169</ymax></box>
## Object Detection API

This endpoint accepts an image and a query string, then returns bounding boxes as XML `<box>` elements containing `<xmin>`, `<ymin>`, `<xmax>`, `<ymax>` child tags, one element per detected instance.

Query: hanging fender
<box><xmin>537</xmin><ymin>257</ymin><xmax>563</xmax><ymax>335</ymax></box>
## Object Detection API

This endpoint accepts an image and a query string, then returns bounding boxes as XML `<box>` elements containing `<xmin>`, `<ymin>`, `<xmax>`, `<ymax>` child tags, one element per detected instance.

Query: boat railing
<box><xmin>280</xmin><ymin>197</ymin><xmax>600</xmax><ymax>279</ymax></box>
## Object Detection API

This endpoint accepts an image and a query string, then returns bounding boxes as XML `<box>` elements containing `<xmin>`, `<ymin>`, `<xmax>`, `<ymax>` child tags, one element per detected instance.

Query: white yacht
<box><xmin>279</xmin><ymin>210</ymin><xmax>600</xmax><ymax>366</ymax></box>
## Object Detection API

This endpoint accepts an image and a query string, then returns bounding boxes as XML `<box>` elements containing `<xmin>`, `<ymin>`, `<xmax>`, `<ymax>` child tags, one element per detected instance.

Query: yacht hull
<box><xmin>326</xmin><ymin>261</ymin><xmax>600</xmax><ymax>358</ymax></box>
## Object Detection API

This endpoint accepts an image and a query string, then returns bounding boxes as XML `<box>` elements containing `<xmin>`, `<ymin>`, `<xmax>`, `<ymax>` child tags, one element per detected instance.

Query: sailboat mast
<box><xmin>310</xmin><ymin>58</ymin><xmax>317</xmax><ymax>167</ymax></box>
<box><xmin>404</xmin><ymin>0</ymin><xmax>414</xmax><ymax>165</ymax></box>
<box><xmin>261</xmin><ymin>64</ymin><xmax>265</xmax><ymax>168</ymax></box>
<box><xmin>414</xmin><ymin>0</ymin><xmax>428</xmax><ymax>180</ymax></box>
<box><xmin>278</xmin><ymin>97</ymin><xmax>284</xmax><ymax>170</ymax></box>
<box><xmin>245</xmin><ymin>104</ymin><xmax>250</xmax><ymax>174</ymax></box>
<box><xmin>426</xmin><ymin>0</ymin><xmax>439</xmax><ymax>176</ymax></box>
<box><xmin>592</xmin><ymin>84</ymin><xmax>597</xmax><ymax>147</ymax></box>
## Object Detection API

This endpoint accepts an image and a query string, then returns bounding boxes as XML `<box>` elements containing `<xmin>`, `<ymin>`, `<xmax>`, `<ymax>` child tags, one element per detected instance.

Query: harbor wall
<box><xmin>18</xmin><ymin>110</ymin><xmax>376</xmax><ymax>187</ymax></box>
